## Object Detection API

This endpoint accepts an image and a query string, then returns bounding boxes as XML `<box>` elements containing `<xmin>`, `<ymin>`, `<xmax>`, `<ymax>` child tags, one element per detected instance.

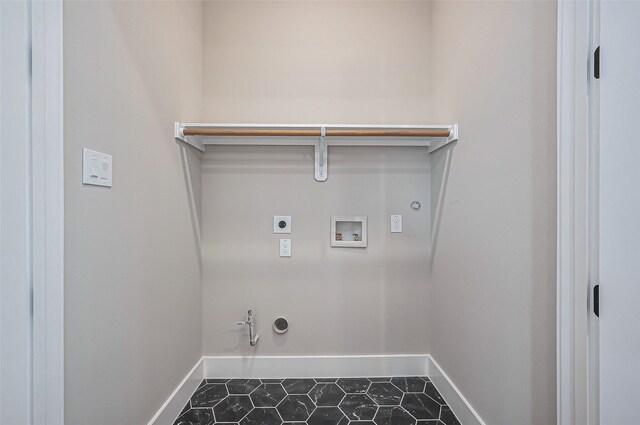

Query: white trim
<box><xmin>203</xmin><ymin>354</ymin><xmax>429</xmax><ymax>379</ymax></box>
<box><xmin>155</xmin><ymin>355</ymin><xmax>487</xmax><ymax>425</ymax></box>
<box><xmin>147</xmin><ymin>358</ymin><xmax>204</xmax><ymax>425</ymax></box>
<box><xmin>557</xmin><ymin>1</ymin><xmax>592</xmax><ymax>424</ymax></box>
<box><xmin>30</xmin><ymin>1</ymin><xmax>65</xmax><ymax>424</ymax></box>
<box><xmin>1</xmin><ymin>1</ymin><xmax>34</xmax><ymax>421</ymax></box>
<box><xmin>427</xmin><ymin>355</ymin><xmax>486</xmax><ymax>425</ymax></box>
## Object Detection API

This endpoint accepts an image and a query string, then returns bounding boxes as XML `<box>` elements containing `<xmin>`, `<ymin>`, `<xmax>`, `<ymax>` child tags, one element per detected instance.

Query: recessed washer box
<box><xmin>331</xmin><ymin>216</ymin><xmax>367</xmax><ymax>248</ymax></box>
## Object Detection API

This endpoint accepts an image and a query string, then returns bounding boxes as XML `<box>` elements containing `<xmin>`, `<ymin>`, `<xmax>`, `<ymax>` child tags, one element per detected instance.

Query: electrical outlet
<box><xmin>274</xmin><ymin>216</ymin><xmax>292</xmax><ymax>234</ymax></box>
<box><xmin>391</xmin><ymin>214</ymin><xmax>403</xmax><ymax>233</ymax></box>
<box><xmin>279</xmin><ymin>239</ymin><xmax>291</xmax><ymax>257</ymax></box>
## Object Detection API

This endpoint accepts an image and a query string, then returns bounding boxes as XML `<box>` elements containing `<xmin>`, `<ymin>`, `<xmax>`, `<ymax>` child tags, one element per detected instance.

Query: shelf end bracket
<box><xmin>427</xmin><ymin>123</ymin><xmax>459</xmax><ymax>154</ymax></box>
<box><xmin>448</xmin><ymin>123</ymin><xmax>459</xmax><ymax>143</ymax></box>
<box><xmin>175</xmin><ymin>122</ymin><xmax>205</xmax><ymax>152</ymax></box>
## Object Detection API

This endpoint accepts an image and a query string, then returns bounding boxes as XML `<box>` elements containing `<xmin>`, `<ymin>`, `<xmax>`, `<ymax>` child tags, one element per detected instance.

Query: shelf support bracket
<box><xmin>174</xmin><ymin>122</ymin><xmax>205</xmax><ymax>152</ymax></box>
<box><xmin>427</xmin><ymin>123</ymin><xmax>459</xmax><ymax>154</ymax></box>
<box><xmin>315</xmin><ymin>126</ymin><xmax>328</xmax><ymax>181</ymax></box>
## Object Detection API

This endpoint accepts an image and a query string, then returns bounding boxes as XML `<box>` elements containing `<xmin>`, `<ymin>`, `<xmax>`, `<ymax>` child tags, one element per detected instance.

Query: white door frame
<box><xmin>1</xmin><ymin>1</ymin><xmax>34</xmax><ymax>422</ymax></box>
<box><xmin>557</xmin><ymin>1</ymin><xmax>596</xmax><ymax>424</ymax></box>
<box><xmin>26</xmin><ymin>3</ymin><xmax>604</xmax><ymax>425</ymax></box>
<box><xmin>0</xmin><ymin>0</ymin><xmax>64</xmax><ymax>423</ymax></box>
<box><xmin>2</xmin><ymin>1</ymin><xmax>603</xmax><ymax>424</ymax></box>
<box><xmin>31</xmin><ymin>1</ymin><xmax>64</xmax><ymax>424</ymax></box>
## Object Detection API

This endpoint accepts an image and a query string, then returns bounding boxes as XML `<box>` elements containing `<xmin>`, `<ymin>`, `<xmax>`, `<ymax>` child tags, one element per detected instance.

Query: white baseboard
<box><xmin>427</xmin><ymin>355</ymin><xmax>486</xmax><ymax>425</ymax></box>
<box><xmin>203</xmin><ymin>354</ymin><xmax>429</xmax><ymax>378</ymax></box>
<box><xmin>150</xmin><ymin>354</ymin><xmax>485</xmax><ymax>425</ymax></box>
<box><xmin>148</xmin><ymin>358</ymin><xmax>204</xmax><ymax>425</ymax></box>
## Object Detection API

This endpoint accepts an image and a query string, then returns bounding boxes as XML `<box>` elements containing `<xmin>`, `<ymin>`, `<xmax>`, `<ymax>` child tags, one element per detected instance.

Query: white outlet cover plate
<box><xmin>391</xmin><ymin>214</ymin><xmax>403</xmax><ymax>233</ymax></box>
<box><xmin>274</xmin><ymin>216</ymin><xmax>292</xmax><ymax>233</ymax></box>
<box><xmin>279</xmin><ymin>239</ymin><xmax>291</xmax><ymax>257</ymax></box>
<box><xmin>82</xmin><ymin>148</ymin><xmax>112</xmax><ymax>187</ymax></box>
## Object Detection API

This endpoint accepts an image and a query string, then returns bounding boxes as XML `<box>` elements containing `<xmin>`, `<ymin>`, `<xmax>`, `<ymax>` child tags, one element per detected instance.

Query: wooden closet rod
<box><xmin>182</xmin><ymin>128</ymin><xmax>452</xmax><ymax>138</ymax></box>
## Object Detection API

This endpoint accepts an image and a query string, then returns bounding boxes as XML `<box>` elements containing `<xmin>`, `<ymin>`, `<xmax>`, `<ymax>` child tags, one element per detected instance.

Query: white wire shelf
<box><xmin>175</xmin><ymin>122</ymin><xmax>459</xmax><ymax>181</ymax></box>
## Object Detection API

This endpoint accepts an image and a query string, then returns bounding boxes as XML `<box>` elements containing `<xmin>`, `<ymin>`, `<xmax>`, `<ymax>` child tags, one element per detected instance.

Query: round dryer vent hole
<box><xmin>273</xmin><ymin>317</ymin><xmax>289</xmax><ymax>334</ymax></box>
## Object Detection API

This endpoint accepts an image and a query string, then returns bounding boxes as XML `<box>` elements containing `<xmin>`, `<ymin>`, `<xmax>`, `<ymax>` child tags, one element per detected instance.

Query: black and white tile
<box><xmin>251</xmin><ymin>384</ymin><xmax>288</xmax><ymax>408</ymax></box>
<box><xmin>309</xmin><ymin>384</ymin><xmax>346</xmax><ymax>406</ymax></box>
<box><xmin>174</xmin><ymin>376</ymin><xmax>461</xmax><ymax>425</ymax></box>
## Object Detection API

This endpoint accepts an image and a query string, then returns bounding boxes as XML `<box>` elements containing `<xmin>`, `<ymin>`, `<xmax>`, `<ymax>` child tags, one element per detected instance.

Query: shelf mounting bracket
<box><xmin>315</xmin><ymin>126</ymin><xmax>327</xmax><ymax>181</ymax></box>
<box><xmin>174</xmin><ymin>121</ymin><xmax>205</xmax><ymax>152</ymax></box>
<box><xmin>427</xmin><ymin>124</ymin><xmax>459</xmax><ymax>154</ymax></box>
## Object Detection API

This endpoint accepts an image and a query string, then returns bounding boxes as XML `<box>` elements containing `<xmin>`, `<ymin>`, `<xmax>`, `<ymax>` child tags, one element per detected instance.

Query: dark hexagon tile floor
<box><xmin>401</xmin><ymin>393</ymin><xmax>441</xmax><ymax>420</ymax></box>
<box><xmin>173</xmin><ymin>376</ymin><xmax>461</xmax><ymax>425</ymax></box>
<box><xmin>174</xmin><ymin>408</ymin><xmax>215</xmax><ymax>425</ymax></box>
<box><xmin>251</xmin><ymin>383</ymin><xmax>288</xmax><ymax>407</ymax></box>
<box><xmin>240</xmin><ymin>408</ymin><xmax>282</xmax><ymax>425</ymax></box>
<box><xmin>213</xmin><ymin>395</ymin><xmax>253</xmax><ymax>422</ymax></box>
<box><xmin>391</xmin><ymin>377</ymin><xmax>426</xmax><ymax>393</ymax></box>
<box><xmin>227</xmin><ymin>379</ymin><xmax>262</xmax><ymax>395</ymax></box>
<box><xmin>278</xmin><ymin>394</ymin><xmax>316</xmax><ymax>421</ymax></box>
<box><xmin>337</xmin><ymin>378</ymin><xmax>370</xmax><ymax>394</ymax></box>
<box><xmin>374</xmin><ymin>406</ymin><xmax>416</xmax><ymax>425</ymax></box>
<box><xmin>339</xmin><ymin>394</ymin><xmax>377</xmax><ymax>421</ymax></box>
<box><xmin>190</xmin><ymin>383</ymin><xmax>228</xmax><ymax>408</ymax></box>
<box><xmin>282</xmin><ymin>379</ymin><xmax>317</xmax><ymax>394</ymax></box>
<box><xmin>367</xmin><ymin>383</ymin><xmax>403</xmax><ymax>406</ymax></box>
<box><xmin>308</xmin><ymin>407</ymin><xmax>349</xmax><ymax>425</ymax></box>
<box><xmin>309</xmin><ymin>383</ymin><xmax>346</xmax><ymax>406</ymax></box>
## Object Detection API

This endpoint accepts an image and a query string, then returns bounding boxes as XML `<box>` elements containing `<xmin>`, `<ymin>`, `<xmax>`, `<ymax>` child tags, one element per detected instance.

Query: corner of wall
<box><xmin>63</xmin><ymin>1</ymin><xmax>206</xmax><ymax>423</ymax></box>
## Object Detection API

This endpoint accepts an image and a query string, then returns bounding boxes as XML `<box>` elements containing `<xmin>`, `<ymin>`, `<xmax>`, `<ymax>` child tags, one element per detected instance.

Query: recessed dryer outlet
<box><xmin>274</xmin><ymin>216</ymin><xmax>291</xmax><ymax>233</ymax></box>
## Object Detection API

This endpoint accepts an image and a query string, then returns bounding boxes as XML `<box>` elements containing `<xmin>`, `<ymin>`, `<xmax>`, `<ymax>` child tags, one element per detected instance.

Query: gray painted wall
<box><xmin>64</xmin><ymin>2</ymin><xmax>204</xmax><ymax>424</ymax></box>
<box><xmin>429</xmin><ymin>2</ymin><xmax>557</xmax><ymax>424</ymax></box>
<box><xmin>202</xmin><ymin>0</ymin><xmax>432</xmax><ymax>123</ymax></box>
<box><xmin>200</xmin><ymin>1</ymin><xmax>434</xmax><ymax>356</ymax></box>
<box><xmin>201</xmin><ymin>146</ymin><xmax>431</xmax><ymax>355</ymax></box>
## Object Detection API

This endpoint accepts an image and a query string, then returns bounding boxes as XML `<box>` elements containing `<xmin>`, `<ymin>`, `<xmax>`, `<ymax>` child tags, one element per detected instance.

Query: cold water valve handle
<box><xmin>236</xmin><ymin>309</ymin><xmax>259</xmax><ymax>346</ymax></box>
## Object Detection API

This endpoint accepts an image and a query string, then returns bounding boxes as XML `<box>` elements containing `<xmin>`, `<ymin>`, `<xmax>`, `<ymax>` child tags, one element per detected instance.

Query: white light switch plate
<box><xmin>280</xmin><ymin>239</ymin><xmax>291</xmax><ymax>257</ymax></box>
<box><xmin>83</xmin><ymin>148</ymin><xmax>112</xmax><ymax>187</ymax></box>
<box><xmin>391</xmin><ymin>214</ymin><xmax>403</xmax><ymax>233</ymax></box>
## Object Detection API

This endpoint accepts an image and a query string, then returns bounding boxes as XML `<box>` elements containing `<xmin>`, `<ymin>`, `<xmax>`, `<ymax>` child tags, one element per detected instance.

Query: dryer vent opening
<box><xmin>273</xmin><ymin>317</ymin><xmax>289</xmax><ymax>334</ymax></box>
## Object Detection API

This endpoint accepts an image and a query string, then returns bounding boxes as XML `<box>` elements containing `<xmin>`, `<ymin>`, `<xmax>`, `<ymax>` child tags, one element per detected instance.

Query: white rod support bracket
<box><xmin>448</xmin><ymin>123</ymin><xmax>459</xmax><ymax>143</ymax></box>
<box><xmin>315</xmin><ymin>126</ymin><xmax>328</xmax><ymax>181</ymax></box>
<box><xmin>174</xmin><ymin>121</ymin><xmax>205</xmax><ymax>152</ymax></box>
<box><xmin>174</xmin><ymin>121</ymin><xmax>185</xmax><ymax>142</ymax></box>
<box><xmin>427</xmin><ymin>123</ymin><xmax>459</xmax><ymax>154</ymax></box>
